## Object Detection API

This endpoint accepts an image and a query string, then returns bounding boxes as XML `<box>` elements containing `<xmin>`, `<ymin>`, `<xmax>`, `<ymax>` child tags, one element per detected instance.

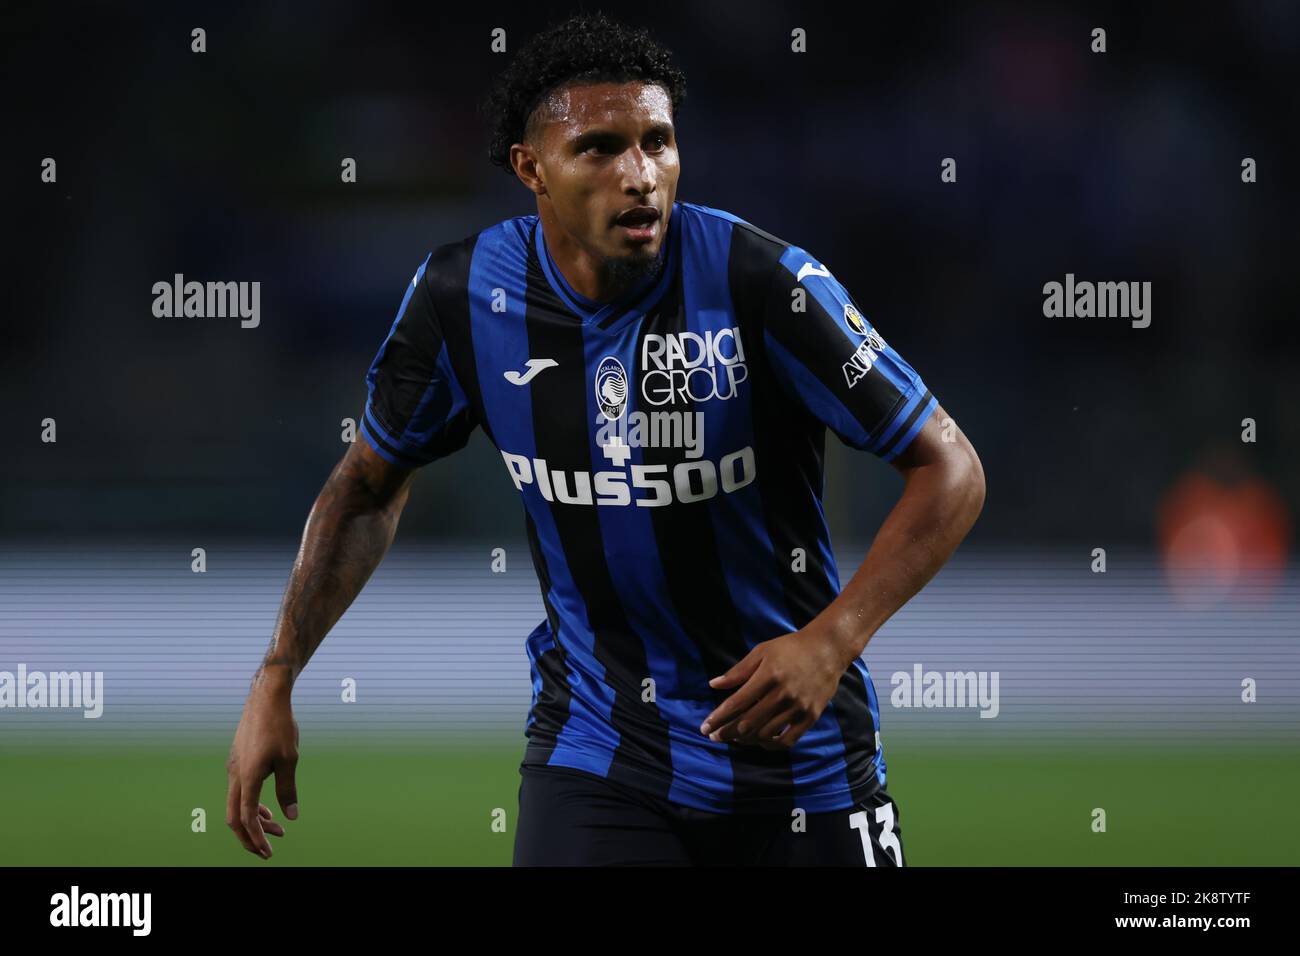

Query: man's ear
<box><xmin>511</xmin><ymin>144</ymin><xmax>547</xmax><ymax>197</ymax></box>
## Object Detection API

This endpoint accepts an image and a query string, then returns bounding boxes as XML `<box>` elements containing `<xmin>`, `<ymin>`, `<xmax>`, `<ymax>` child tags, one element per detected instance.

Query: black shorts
<box><xmin>513</xmin><ymin>763</ymin><xmax>906</xmax><ymax>867</ymax></box>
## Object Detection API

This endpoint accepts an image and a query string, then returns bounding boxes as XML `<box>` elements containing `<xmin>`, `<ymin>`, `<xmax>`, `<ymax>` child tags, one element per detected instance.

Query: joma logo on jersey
<box><xmin>641</xmin><ymin>328</ymin><xmax>748</xmax><ymax>406</ymax></box>
<box><xmin>842</xmin><ymin>329</ymin><xmax>888</xmax><ymax>388</ymax></box>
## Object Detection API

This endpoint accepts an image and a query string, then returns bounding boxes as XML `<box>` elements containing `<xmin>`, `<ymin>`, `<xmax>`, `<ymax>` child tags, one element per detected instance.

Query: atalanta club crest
<box><xmin>595</xmin><ymin>356</ymin><xmax>628</xmax><ymax>419</ymax></box>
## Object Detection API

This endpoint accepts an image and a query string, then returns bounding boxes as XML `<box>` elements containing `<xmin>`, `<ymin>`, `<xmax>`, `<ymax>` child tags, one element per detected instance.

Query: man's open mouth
<box><xmin>615</xmin><ymin>206</ymin><xmax>661</xmax><ymax>228</ymax></box>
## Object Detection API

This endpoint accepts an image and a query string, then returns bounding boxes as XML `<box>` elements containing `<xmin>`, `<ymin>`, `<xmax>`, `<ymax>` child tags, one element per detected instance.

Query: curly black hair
<box><xmin>481</xmin><ymin>12</ymin><xmax>687</xmax><ymax>172</ymax></box>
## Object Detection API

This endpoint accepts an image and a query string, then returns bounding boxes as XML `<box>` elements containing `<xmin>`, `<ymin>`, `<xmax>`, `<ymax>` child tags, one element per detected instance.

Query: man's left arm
<box><xmin>820</xmin><ymin>406</ymin><xmax>984</xmax><ymax>665</ymax></box>
<box><xmin>701</xmin><ymin>242</ymin><xmax>985</xmax><ymax>748</ymax></box>
<box><xmin>702</xmin><ymin>412</ymin><xmax>983</xmax><ymax>748</ymax></box>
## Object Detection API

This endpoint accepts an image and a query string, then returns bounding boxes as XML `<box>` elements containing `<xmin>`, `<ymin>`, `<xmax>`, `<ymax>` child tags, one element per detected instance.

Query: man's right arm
<box><xmin>226</xmin><ymin>439</ymin><xmax>414</xmax><ymax>859</ymax></box>
<box><xmin>262</xmin><ymin>438</ymin><xmax>415</xmax><ymax>684</ymax></box>
<box><xmin>227</xmin><ymin>249</ymin><xmax>478</xmax><ymax>858</ymax></box>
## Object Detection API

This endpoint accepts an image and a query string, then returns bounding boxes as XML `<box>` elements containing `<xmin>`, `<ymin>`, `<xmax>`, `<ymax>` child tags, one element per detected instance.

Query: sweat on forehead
<box><xmin>524</xmin><ymin>80</ymin><xmax>671</xmax><ymax>141</ymax></box>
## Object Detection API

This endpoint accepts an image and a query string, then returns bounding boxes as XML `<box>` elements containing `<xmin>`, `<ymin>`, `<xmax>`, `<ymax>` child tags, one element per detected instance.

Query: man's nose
<box><xmin>621</xmin><ymin>147</ymin><xmax>656</xmax><ymax>195</ymax></box>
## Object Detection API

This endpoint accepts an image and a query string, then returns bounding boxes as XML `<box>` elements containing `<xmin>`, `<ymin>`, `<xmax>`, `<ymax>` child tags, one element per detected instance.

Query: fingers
<box><xmin>701</xmin><ymin>667</ymin><xmax>771</xmax><ymax>737</ymax></box>
<box><xmin>716</xmin><ymin>687</ymin><xmax>786</xmax><ymax>744</ymax></box>
<box><xmin>707</xmin><ymin>646</ymin><xmax>763</xmax><ymax>691</ymax></box>
<box><xmin>755</xmin><ymin>705</ymin><xmax>800</xmax><ymax>741</ymax></box>
<box><xmin>727</xmin><ymin>690</ymin><xmax>816</xmax><ymax>750</ymax></box>
<box><xmin>774</xmin><ymin>714</ymin><xmax>817</xmax><ymax>749</ymax></box>
<box><xmin>226</xmin><ymin>771</ymin><xmax>260</xmax><ymax>856</ymax></box>
<box><xmin>258</xmin><ymin>804</ymin><xmax>286</xmax><ymax>838</ymax></box>
<box><xmin>274</xmin><ymin>755</ymin><xmax>300</xmax><ymax>821</ymax></box>
<box><xmin>702</xmin><ymin>685</ymin><xmax>766</xmax><ymax>740</ymax></box>
<box><xmin>751</xmin><ymin>707</ymin><xmax>817</xmax><ymax>749</ymax></box>
<box><xmin>240</xmin><ymin>774</ymin><xmax>273</xmax><ymax>859</ymax></box>
<box><xmin>227</xmin><ymin>778</ymin><xmax>285</xmax><ymax>854</ymax></box>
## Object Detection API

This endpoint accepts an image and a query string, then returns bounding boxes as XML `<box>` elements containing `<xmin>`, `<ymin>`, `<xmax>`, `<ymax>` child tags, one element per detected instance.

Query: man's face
<box><xmin>525</xmin><ymin>81</ymin><xmax>679</xmax><ymax>267</ymax></box>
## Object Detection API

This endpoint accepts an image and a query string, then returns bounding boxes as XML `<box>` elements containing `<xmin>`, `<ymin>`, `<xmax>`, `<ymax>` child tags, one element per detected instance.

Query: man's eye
<box><xmin>647</xmin><ymin>135</ymin><xmax>667</xmax><ymax>151</ymax></box>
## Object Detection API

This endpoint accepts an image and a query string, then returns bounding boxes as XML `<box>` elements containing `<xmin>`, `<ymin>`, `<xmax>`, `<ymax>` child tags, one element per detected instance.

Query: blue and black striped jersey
<box><xmin>361</xmin><ymin>201</ymin><xmax>938</xmax><ymax>813</ymax></box>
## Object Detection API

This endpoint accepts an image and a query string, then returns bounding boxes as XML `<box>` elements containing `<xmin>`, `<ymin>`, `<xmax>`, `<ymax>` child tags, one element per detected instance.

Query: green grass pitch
<box><xmin>3</xmin><ymin>743</ymin><xmax>1295</xmax><ymax>865</ymax></box>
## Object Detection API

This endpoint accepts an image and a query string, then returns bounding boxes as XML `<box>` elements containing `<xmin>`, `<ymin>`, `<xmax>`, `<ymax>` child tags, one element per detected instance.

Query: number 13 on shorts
<box><xmin>849</xmin><ymin>798</ymin><xmax>905</xmax><ymax>867</ymax></box>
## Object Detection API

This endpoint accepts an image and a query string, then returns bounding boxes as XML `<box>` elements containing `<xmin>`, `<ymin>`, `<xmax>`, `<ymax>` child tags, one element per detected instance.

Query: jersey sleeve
<box><xmin>760</xmin><ymin>245</ymin><xmax>938</xmax><ymax>461</ymax></box>
<box><xmin>360</xmin><ymin>253</ymin><xmax>478</xmax><ymax>467</ymax></box>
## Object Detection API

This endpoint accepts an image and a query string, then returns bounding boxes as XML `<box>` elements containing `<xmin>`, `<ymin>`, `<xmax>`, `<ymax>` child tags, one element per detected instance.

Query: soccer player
<box><xmin>226</xmin><ymin>12</ymin><xmax>985</xmax><ymax>866</ymax></box>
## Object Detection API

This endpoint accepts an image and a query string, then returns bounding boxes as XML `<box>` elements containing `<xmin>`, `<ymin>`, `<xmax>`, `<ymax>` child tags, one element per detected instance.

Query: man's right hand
<box><xmin>226</xmin><ymin>665</ymin><xmax>300</xmax><ymax>859</ymax></box>
<box><xmin>223</xmin><ymin>440</ymin><xmax>414</xmax><ymax>859</ymax></box>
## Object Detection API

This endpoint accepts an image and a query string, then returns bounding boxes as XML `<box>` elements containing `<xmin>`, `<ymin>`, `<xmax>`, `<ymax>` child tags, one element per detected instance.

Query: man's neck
<box><xmin>538</xmin><ymin>209</ymin><xmax>663</xmax><ymax>304</ymax></box>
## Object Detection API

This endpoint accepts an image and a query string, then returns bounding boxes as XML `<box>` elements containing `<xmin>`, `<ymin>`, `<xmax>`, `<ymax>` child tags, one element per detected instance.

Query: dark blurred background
<box><xmin>4</xmin><ymin>0</ymin><xmax>1296</xmax><ymax>547</ymax></box>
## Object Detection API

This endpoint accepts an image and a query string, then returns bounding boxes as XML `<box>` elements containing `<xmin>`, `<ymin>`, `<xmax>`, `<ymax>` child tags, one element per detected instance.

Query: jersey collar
<box><xmin>534</xmin><ymin>203</ymin><xmax>679</xmax><ymax>330</ymax></box>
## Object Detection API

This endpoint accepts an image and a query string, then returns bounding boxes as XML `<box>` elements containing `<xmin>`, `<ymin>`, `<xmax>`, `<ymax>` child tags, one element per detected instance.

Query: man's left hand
<box><xmin>699</xmin><ymin>623</ymin><xmax>855</xmax><ymax>750</ymax></box>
